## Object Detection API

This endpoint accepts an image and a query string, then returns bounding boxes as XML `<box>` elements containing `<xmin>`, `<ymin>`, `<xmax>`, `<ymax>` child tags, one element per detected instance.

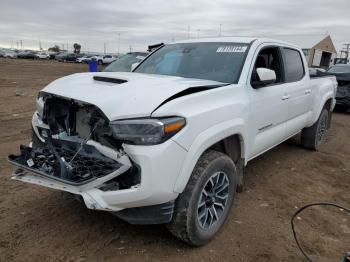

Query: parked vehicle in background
<box><xmin>333</xmin><ymin>57</ymin><xmax>350</xmax><ymax>65</ymax></box>
<box><xmin>316</xmin><ymin>64</ymin><xmax>350</xmax><ymax>112</ymax></box>
<box><xmin>1</xmin><ymin>50</ymin><xmax>17</xmax><ymax>58</ymax></box>
<box><xmin>76</xmin><ymin>54</ymin><xmax>100</xmax><ymax>63</ymax></box>
<box><xmin>56</xmin><ymin>52</ymin><xmax>84</xmax><ymax>62</ymax></box>
<box><xmin>35</xmin><ymin>52</ymin><xmax>50</xmax><ymax>59</ymax></box>
<box><xmin>104</xmin><ymin>52</ymin><xmax>148</xmax><ymax>72</ymax></box>
<box><xmin>8</xmin><ymin>37</ymin><xmax>337</xmax><ymax>246</ymax></box>
<box><xmin>47</xmin><ymin>51</ymin><xmax>59</xmax><ymax>59</ymax></box>
<box><xmin>90</xmin><ymin>54</ymin><xmax>118</xmax><ymax>65</ymax></box>
<box><xmin>309</xmin><ymin>67</ymin><xmax>325</xmax><ymax>77</ymax></box>
<box><xmin>17</xmin><ymin>51</ymin><xmax>37</xmax><ymax>59</ymax></box>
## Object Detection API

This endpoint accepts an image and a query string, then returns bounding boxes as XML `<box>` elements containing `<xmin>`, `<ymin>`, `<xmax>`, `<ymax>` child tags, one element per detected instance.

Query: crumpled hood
<box><xmin>42</xmin><ymin>72</ymin><xmax>223</xmax><ymax>120</ymax></box>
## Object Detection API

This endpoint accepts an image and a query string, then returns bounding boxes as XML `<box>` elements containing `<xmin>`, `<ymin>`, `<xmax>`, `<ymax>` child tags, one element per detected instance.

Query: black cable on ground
<box><xmin>291</xmin><ymin>202</ymin><xmax>350</xmax><ymax>262</ymax></box>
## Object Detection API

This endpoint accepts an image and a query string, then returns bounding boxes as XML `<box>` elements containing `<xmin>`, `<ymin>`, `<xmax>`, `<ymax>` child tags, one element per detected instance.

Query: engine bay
<box><xmin>8</xmin><ymin>94</ymin><xmax>135</xmax><ymax>187</ymax></box>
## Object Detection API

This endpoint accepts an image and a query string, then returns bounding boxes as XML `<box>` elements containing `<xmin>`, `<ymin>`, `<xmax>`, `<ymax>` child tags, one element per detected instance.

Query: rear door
<box><xmin>281</xmin><ymin>47</ymin><xmax>313</xmax><ymax>136</ymax></box>
<box><xmin>248</xmin><ymin>44</ymin><xmax>289</xmax><ymax>159</ymax></box>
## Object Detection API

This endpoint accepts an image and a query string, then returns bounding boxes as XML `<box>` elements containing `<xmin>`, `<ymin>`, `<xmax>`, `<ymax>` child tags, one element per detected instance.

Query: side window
<box><xmin>282</xmin><ymin>48</ymin><xmax>305</xmax><ymax>82</ymax></box>
<box><xmin>251</xmin><ymin>46</ymin><xmax>283</xmax><ymax>84</ymax></box>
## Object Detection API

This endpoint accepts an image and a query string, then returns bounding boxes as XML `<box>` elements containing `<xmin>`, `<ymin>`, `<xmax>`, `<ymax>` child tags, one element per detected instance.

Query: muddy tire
<box><xmin>167</xmin><ymin>150</ymin><xmax>237</xmax><ymax>246</ymax></box>
<box><xmin>301</xmin><ymin>108</ymin><xmax>329</xmax><ymax>150</ymax></box>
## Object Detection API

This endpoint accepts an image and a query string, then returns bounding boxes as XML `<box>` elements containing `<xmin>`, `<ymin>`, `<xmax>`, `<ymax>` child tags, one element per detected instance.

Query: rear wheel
<box><xmin>301</xmin><ymin>108</ymin><xmax>329</xmax><ymax>150</ymax></box>
<box><xmin>167</xmin><ymin>150</ymin><xmax>237</xmax><ymax>246</ymax></box>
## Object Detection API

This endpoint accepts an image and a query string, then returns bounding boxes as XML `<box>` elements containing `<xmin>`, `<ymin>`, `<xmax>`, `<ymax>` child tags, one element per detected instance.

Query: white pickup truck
<box><xmin>90</xmin><ymin>54</ymin><xmax>118</xmax><ymax>64</ymax></box>
<box><xmin>8</xmin><ymin>37</ymin><xmax>337</xmax><ymax>246</ymax></box>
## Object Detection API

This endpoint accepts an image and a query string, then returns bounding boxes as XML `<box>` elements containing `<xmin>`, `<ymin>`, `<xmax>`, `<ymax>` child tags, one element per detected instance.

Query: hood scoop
<box><xmin>93</xmin><ymin>76</ymin><xmax>128</xmax><ymax>84</ymax></box>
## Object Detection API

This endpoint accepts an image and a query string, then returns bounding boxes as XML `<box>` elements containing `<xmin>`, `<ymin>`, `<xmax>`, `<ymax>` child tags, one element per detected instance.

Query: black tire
<box><xmin>167</xmin><ymin>150</ymin><xmax>237</xmax><ymax>246</ymax></box>
<box><xmin>301</xmin><ymin>108</ymin><xmax>329</xmax><ymax>150</ymax></box>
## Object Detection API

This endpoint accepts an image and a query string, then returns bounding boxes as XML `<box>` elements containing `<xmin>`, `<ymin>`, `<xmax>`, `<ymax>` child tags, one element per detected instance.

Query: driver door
<box><xmin>247</xmin><ymin>45</ymin><xmax>289</xmax><ymax>159</ymax></box>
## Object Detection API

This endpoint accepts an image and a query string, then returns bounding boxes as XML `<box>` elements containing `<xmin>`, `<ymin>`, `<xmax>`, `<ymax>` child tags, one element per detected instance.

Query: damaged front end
<box><xmin>8</xmin><ymin>93</ymin><xmax>140</xmax><ymax>199</ymax></box>
<box><xmin>336</xmin><ymin>80</ymin><xmax>350</xmax><ymax>108</ymax></box>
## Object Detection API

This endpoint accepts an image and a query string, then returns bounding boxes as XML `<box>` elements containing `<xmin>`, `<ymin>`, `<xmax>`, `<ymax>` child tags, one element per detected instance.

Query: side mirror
<box><xmin>252</xmin><ymin>68</ymin><xmax>277</xmax><ymax>88</ymax></box>
<box><xmin>130</xmin><ymin>62</ymin><xmax>140</xmax><ymax>71</ymax></box>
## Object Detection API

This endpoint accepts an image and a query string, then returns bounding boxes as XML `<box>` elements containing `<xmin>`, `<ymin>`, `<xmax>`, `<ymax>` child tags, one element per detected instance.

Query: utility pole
<box><xmin>219</xmin><ymin>24</ymin><xmax>222</xmax><ymax>37</ymax></box>
<box><xmin>39</xmin><ymin>39</ymin><xmax>42</xmax><ymax>50</ymax></box>
<box><xmin>16</xmin><ymin>41</ymin><xmax>19</xmax><ymax>49</ymax></box>
<box><xmin>129</xmin><ymin>45</ymin><xmax>132</xmax><ymax>52</ymax></box>
<box><xmin>20</xmin><ymin>40</ymin><xmax>23</xmax><ymax>50</ymax></box>
<box><xmin>117</xmin><ymin>33</ymin><xmax>120</xmax><ymax>55</ymax></box>
<box><xmin>104</xmin><ymin>42</ymin><xmax>106</xmax><ymax>54</ymax></box>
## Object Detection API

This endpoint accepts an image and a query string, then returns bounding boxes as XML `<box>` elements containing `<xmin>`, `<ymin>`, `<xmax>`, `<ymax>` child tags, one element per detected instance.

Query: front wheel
<box><xmin>167</xmin><ymin>150</ymin><xmax>237</xmax><ymax>246</ymax></box>
<box><xmin>301</xmin><ymin>108</ymin><xmax>329</xmax><ymax>150</ymax></box>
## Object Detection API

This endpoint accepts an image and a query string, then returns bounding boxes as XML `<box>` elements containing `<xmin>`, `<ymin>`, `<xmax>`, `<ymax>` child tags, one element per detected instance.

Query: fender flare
<box><xmin>173</xmin><ymin>118</ymin><xmax>247</xmax><ymax>193</ymax></box>
<box><xmin>309</xmin><ymin>91</ymin><xmax>335</xmax><ymax>127</ymax></box>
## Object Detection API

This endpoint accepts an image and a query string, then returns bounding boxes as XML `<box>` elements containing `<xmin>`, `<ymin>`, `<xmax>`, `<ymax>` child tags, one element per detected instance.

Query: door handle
<box><xmin>281</xmin><ymin>94</ymin><xmax>290</xmax><ymax>100</ymax></box>
<box><xmin>305</xmin><ymin>89</ymin><xmax>312</xmax><ymax>94</ymax></box>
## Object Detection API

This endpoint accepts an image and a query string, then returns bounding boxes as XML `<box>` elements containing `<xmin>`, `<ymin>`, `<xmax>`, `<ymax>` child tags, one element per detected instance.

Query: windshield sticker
<box><xmin>216</xmin><ymin>46</ymin><xmax>247</xmax><ymax>53</ymax></box>
<box><xmin>136</xmin><ymin>56</ymin><xmax>145</xmax><ymax>59</ymax></box>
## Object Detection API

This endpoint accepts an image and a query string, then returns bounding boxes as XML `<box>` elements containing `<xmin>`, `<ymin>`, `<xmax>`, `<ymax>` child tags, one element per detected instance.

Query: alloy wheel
<box><xmin>197</xmin><ymin>171</ymin><xmax>230</xmax><ymax>230</ymax></box>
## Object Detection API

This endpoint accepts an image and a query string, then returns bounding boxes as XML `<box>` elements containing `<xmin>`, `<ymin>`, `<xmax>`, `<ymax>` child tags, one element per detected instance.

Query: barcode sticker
<box><xmin>216</xmin><ymin>46</ymin><xmax>247</xmax><ymax>53</ymax></box>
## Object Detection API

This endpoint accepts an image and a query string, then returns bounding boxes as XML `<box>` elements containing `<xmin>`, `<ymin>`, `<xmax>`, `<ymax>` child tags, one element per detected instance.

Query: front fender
<box><xmin>173</xmin><ymin>118</ymin><xmax>247</xmax><ymax>193</ymax></box>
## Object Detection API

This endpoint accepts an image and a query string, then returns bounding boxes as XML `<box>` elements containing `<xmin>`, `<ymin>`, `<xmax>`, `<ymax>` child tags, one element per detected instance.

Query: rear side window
<box><xmin>282</xmin><ymin>48</ymin><xmax>305</xmax><ymax>82</ymax></box>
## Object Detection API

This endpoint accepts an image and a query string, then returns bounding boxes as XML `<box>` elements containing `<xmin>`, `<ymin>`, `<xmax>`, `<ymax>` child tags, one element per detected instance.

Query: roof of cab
<box><xmin>172</xmin><ymin>36</ymin><xmax>299</xmax><ymax>49</ymax></box>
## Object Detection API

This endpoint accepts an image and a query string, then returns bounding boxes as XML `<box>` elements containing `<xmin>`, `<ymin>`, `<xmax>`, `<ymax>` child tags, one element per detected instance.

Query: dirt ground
<box><xmin>0</xmin><ymin>58</ymin><xmax>349</xmax><ymax>262</ymax></box>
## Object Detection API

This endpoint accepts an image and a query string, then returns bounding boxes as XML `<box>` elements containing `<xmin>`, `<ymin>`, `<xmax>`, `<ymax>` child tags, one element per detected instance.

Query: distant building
<box><xmin>272</xmin><ymin>34</ymin><xmax>337</xmax><ymax>69</ymax></box>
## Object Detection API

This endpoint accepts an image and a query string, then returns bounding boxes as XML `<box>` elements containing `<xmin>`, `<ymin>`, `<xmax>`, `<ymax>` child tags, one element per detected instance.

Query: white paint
<box><xmin>19</xmin><ymin>37</ymin><xmax>336</xmax><ymax>211</ymax></box>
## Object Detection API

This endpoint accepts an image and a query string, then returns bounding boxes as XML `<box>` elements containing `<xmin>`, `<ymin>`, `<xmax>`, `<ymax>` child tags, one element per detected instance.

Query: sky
<box><xmin>0</xmin><ymin>0</ymin><xmax>350</xmax><ymax>54</ymax></box>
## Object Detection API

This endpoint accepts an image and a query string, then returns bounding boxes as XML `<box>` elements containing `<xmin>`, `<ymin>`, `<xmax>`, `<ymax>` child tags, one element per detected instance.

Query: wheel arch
<box><xmin>173</xmin><ymin>119</ymin><xmax>247</xmax><ymax>193</ymax></box>
<box><xmin>309</xmin><ymin>92</ymin><xmax>334</xmax><ymax>128</ymax></box>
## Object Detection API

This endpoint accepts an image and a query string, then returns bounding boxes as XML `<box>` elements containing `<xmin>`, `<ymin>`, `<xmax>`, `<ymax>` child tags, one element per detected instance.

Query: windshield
<box><xmin>135</xmin><ymin>42</ymin><xmax>249</xmax><ymax>83</ymax></box>
<box><xmin>327</xmin><ymin>65</ymin><xmax>350</xmax><ymax>74</ymax></box>
<box><xmin>104</xmin><ymin>53</ymin><xmax>147</xmax><ymax>72</ymax></box>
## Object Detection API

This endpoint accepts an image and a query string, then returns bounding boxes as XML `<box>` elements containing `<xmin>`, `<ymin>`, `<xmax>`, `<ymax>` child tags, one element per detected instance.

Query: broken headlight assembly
<box><xmin>110</xmin><ymin>116</ymin><xmax>186</xmax><ymax>145</ymax></box>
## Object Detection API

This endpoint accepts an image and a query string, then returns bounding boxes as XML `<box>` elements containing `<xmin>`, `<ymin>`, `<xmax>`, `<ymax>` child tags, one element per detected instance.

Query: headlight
<box><xmin>110</xmin><ymin>116</ymin><xmax>186</xmax><ymax>145</ymax></box>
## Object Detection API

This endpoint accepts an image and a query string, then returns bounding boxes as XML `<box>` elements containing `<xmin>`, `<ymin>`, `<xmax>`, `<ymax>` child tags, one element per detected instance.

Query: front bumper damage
<box><xmin>8</xmin><ymin>94</ymin><xmax>184</xmax><ymax>224</ymax></box>
<box><xmin>8</xmin><ymin>137</ymin><xmax>133</xmax><ymax>210</ymax></box>
<box><xmin>335</xmin><ymin>83</ymin><xmax>350</xmax><ymax>107</ymax></box>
